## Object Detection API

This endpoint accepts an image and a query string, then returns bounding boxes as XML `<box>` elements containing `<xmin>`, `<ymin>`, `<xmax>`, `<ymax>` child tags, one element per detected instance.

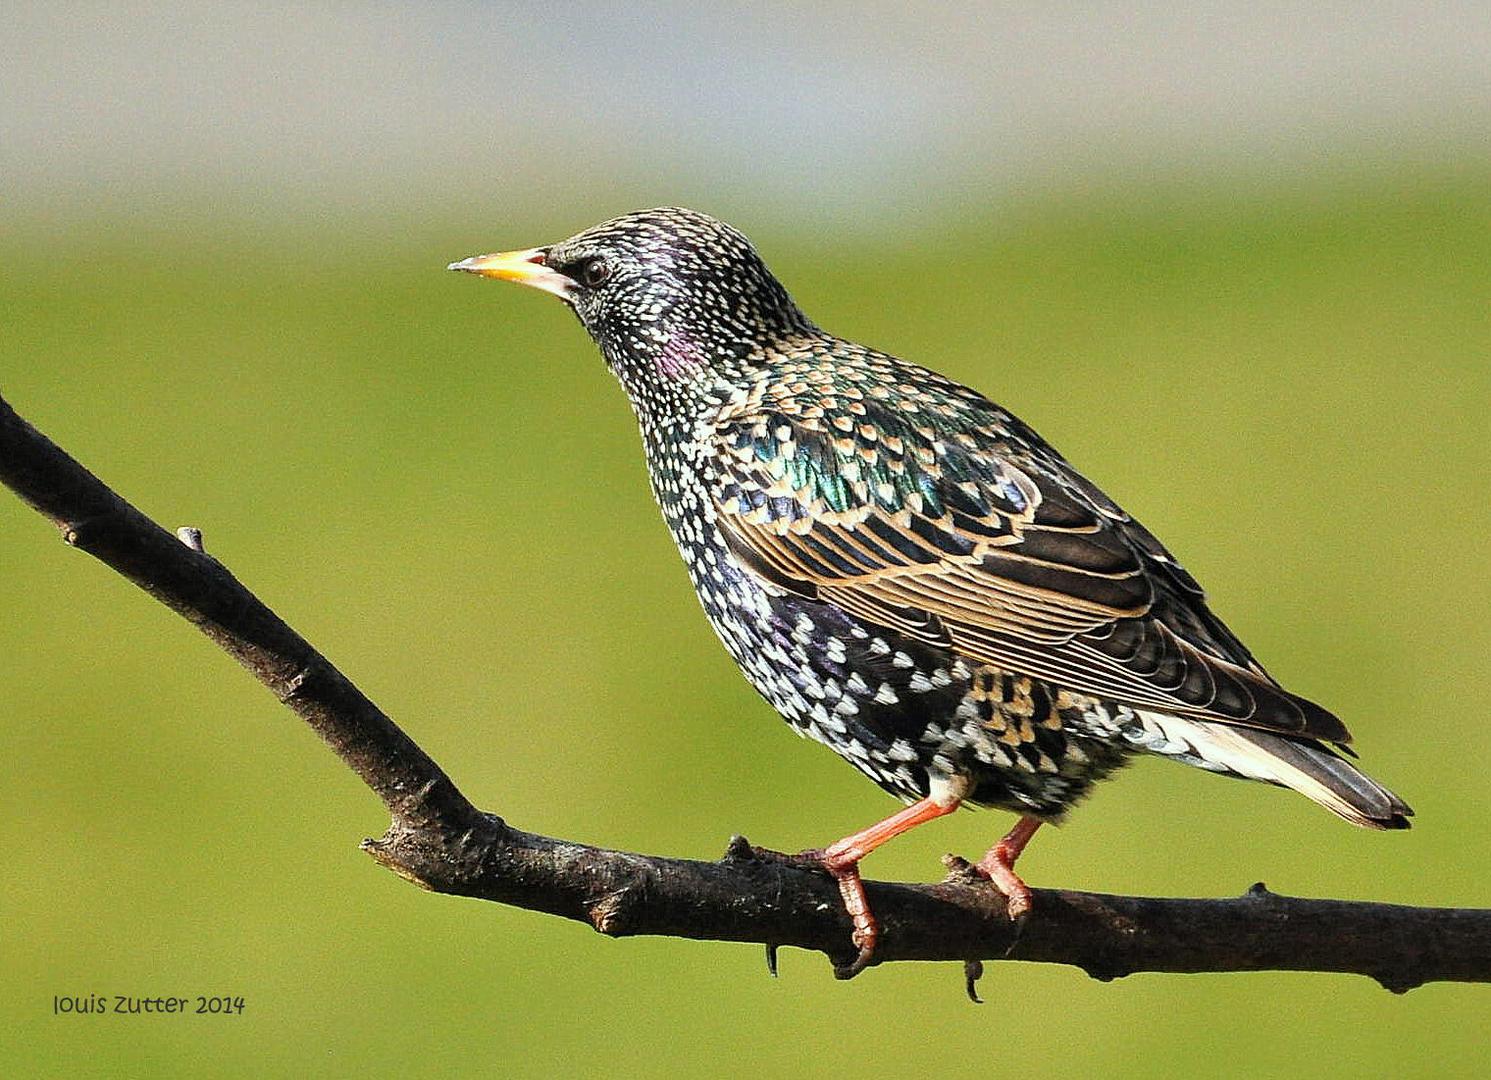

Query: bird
<box><xmin>449</xmin><ymin>207</ymin><xmax>1411</xmax><ymax>977</ymax></box>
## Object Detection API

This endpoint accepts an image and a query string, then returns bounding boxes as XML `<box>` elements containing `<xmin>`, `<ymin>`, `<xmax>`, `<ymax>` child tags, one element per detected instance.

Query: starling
<box><xmin>449</xmin><ymin>208</ymin><xmax>1411</xmax><ymax>976</ymax></box>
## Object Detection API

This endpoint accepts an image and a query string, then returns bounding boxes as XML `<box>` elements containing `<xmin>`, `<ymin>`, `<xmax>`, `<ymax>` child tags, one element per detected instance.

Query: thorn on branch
<box><xmin>61</xmin><ymin>514</ymin><xmax>112</xmax><ymax>548</ymax></box>
<box><xmin>588</xmin><ymin>888</ymin><xmax>636</xmax><ymax>936</ymax></box>
<box><xmin>176</xmin><ymin>526</ymin><xmax>206</xmax><ymax>553</ymax></box>
<box><xmin>478</xmin><ymin>811</ymin><xmax>509</xmax><ymax>839</ymax></box>
<box><xmin>764</xmin><ymin>944</ymin><xmax>779</xmax><ymax>977</ymax></box>
<box><xmin>361</xmin><ymin>834</ymin><xmax>439</xmax><ymax>892</ymax></box>
<box><xmin>278</xmin><ymin>662</ymin><xmax>318</xmax><ymax>703</ymax></box>
<box><xmin>941</xmin><ymin>852</ymin><xmax>981</xmax><ymax>886</ymax></box>
<box><xmin>1376</xmin><ymin>973</ymin><xmax>1424</xmax><ymax>995</ymax></box>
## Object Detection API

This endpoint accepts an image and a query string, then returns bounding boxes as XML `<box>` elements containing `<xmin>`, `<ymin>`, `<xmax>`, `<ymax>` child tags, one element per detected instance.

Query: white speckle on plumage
<box><xmin>887</xmin><ymin>740</ymin><xmax>918</xmax><ymax>763</ymax></box>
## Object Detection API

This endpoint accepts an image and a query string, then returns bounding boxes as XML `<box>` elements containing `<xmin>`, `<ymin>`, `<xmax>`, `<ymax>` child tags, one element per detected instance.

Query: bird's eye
<box><xmin>578</xmin><ymin>257</ymin><xmax>611</xmax><ymax>288</ymax></box>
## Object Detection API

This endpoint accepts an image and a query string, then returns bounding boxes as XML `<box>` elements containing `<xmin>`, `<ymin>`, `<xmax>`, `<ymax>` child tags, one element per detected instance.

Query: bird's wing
<box><xmin>710</xmin><ymin>359</ymin><xmax>1349</xmax><ymax>743</ymax></box>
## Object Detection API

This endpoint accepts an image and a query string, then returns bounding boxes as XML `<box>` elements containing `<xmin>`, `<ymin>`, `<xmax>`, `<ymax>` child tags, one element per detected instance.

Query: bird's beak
<box><xmin>446</xmin><ymin>247</ymin><xmax>576</xmax><ymax>299</ymax></box>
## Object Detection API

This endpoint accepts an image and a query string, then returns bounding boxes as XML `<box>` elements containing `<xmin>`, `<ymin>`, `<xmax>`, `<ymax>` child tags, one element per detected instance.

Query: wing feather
<box><xmin>711</xmin><ymin>357</ymin><xmax>1350</xmax><ymax>743</ymax></box>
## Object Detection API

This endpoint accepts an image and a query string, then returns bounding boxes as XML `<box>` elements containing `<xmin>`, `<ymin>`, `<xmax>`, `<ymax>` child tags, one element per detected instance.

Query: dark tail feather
<box><xmin>1149</xmin><ymin>716</ymin><xmax>1413</xmax><ymax>829</ymax></box>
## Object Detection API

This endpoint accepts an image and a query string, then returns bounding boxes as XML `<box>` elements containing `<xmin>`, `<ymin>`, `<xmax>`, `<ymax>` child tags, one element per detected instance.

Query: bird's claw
<box><xmin>746</xmin><ymin>845</ymin><xmax>880</xmax><ymax>977</ymax></box>
<box><xmin>1002</xmin><ymin>883</ymin><xmax>1034</xmax><ymax>923</ymax></box>
<box><xmin>964</xmin><ymin>959</ymin><xmax>985</xmax><ymax>1003</ymax></box>
<box><xmin>832</xmin><ymin>941</ymin><xmax>876</xmax><ymax>980</ymax></box>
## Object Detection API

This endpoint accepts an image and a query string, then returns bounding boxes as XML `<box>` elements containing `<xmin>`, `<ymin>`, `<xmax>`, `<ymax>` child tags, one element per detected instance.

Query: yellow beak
<box><xmin>446</xmin><ymin>247</ymin><xmax>576</xmax><ymax>299</ymax></box>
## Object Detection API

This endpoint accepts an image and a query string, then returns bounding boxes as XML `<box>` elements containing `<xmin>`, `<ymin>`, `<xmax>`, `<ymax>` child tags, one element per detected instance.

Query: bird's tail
<box><xmin>1132</xmin><ymin>712</ymin><xmax>1413</xmax><ymax>829</ymax></box>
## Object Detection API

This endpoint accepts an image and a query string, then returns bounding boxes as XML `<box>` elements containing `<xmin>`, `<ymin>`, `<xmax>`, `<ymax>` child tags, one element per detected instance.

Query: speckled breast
<box><xmin>641</xmin><ymin>424</ymin><xmax>1133</xmax><ymax>818</ymax></box>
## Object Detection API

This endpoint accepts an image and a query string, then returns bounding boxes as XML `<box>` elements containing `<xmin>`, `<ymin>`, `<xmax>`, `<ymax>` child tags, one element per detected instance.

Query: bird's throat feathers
<box><xmin>598</xmin><ymin>324</ymin><xmax>709</xmax><ymax>402</ymax></box>
<box><xmin>597</xmin><ymin>321</ymin><xmax>765</xmax><ymax>419</ymax></box>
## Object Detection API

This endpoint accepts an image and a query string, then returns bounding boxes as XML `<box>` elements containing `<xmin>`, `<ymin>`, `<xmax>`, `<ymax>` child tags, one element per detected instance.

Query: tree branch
<box><xmin>3</xmin><ymin>390</ymin><xmax>1487</xmax><ymax>994</ymax></box>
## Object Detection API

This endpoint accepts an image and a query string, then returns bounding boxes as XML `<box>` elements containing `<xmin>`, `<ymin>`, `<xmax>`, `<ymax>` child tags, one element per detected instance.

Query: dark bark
<box><xmin>3</xmin><ymin>390</ymin><xmax>1487</xmax><ymax>993</ymax></box>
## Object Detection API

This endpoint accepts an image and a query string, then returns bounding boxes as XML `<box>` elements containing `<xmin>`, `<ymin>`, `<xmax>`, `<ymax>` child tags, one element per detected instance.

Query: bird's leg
<box><xmin>755</xmin><ymin>793</ymin><xmax>963</xmax><ymax>978</ymax></box>
<box><xmin>974</xmin><ymin>815</ymin><xmax>1044</xmax><ymax>920</ymax></box>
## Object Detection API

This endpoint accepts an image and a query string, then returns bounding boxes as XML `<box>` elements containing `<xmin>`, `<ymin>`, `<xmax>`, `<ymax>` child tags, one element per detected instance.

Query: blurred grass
<box><xmin>3</xmin><ymin>166</ymin><xmax>1490</xmax><ymax>1078</ymax></box>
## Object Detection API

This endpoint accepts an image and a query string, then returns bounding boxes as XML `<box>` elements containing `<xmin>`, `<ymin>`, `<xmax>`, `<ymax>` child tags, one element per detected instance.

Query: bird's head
<box><xmin>449</xmin><ymin>207</ymin><xmax>814</xmax><ymax>395</ymax></box>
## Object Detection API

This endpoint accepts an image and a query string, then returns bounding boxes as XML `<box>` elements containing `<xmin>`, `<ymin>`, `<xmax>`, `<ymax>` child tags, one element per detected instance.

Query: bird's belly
<box><xmin>678</xmin><ymin>532</ymin><xmax>1132</xmax><ymax>815</ymax></box>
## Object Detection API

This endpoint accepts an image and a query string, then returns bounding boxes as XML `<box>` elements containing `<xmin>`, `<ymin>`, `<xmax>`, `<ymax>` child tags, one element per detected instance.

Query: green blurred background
<box><xmin>3</xmin><ymin>4</ymin><xmax>1489</xmax><ymax>1077</ymax></box>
